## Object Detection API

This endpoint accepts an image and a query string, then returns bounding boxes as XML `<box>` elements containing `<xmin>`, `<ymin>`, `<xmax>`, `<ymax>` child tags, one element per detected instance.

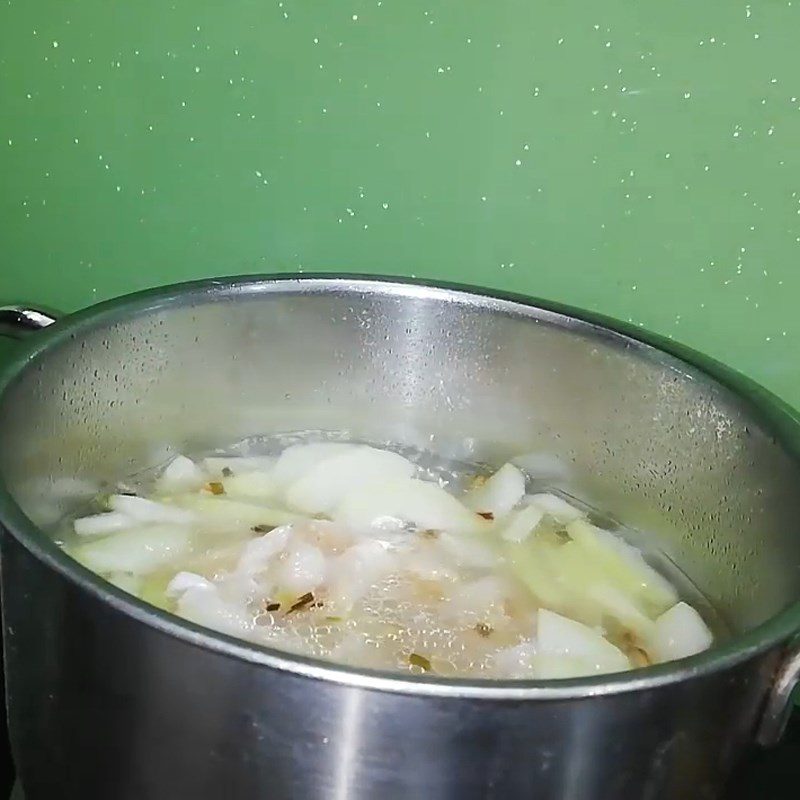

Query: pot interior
<box><xmin>1</xmin><ymin>279</ymin><xmax>799</xmax><ymax>638</ymax></box>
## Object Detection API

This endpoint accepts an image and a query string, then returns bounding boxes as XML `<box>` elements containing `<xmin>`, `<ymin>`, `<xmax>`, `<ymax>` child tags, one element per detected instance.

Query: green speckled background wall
<box><xmin>1</xmin><ymin>1</ymin><xmax>799</xmax><ymax>405</ymax></box>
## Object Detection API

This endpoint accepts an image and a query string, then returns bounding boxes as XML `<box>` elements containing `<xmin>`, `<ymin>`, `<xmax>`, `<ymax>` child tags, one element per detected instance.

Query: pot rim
<box><xmin>1</xmin><ymin>272</ymin><xmax>799</xmax><ymax>700</ymax></box>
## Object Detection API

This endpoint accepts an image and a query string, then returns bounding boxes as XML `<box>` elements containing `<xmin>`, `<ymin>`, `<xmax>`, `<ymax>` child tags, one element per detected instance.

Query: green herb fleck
<box><xmin>408</xmin><ymin>653</ymin><xmax>432</xmax><ymax>672</ymax></box>
<box><xmin>288</xmin><ymin>592</ymin><xmax>315</xmax><ymax>613</ymax></box>
<box><xmin>252</xmin><ymin>524</ymin><xmax>274</xmax><ymax>534</ymax></box>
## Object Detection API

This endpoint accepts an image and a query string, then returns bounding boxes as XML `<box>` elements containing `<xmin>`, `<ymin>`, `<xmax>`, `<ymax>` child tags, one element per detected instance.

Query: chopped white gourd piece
<box><xmin>285</xmin><ymin>446</ymin><xmax>415</xmax><ymax>515</ymax></box>
<box><xmin>505</xmin><ymin>539</ymin><xmax>572</xmax><ymax>609</ymax></box>
<box><xmin>524</xmin><ymin>539</ymin><xmax>605</xmax><ymax>626</ymax></box>
<box><xmin>203</xmin><ymin>456</ymin><xmax>276</xmax><ymax>477</ymax></box>
<box><xmin>648</xmin><ymin>601</ymin><xmax>713</xmax><ymax>662</ymax></box>
<box><xmin>532</xmin><ymin>539</ymin><xmax>656</xmax><ymax>635</ymax></box>
<box><xmin>73</xmin><ymin>525</ymin><xmax>193</xmax><ymax>576</ymax></box>
<box><xmin>464</xmin><ymin>463</ymin><xmax>526</xmax><ymax>518</ymax></box>
<box><xmin>500</xmin><ymin>504</ymin><xmax>545</xmax><ymax>543</ymax></box>
<box><xmin>566</xmin><ymin>519</ymin><xmax>677</xmax><ymax>615</ymax></box>
<box><xmin>169</xmin><ymin>495</ymin><xmax>300</xmax><ymax>529</ymax></box>
<box><xmin>173</xmin><ymin>581</ymin><xmax>253</xmax><ymax>637</ymax></box>
<box><xmin>156</xmin><ymin>455</ymin><xmax>206</xmax><ymax>493</ymax></box>
<box><xmin>536</xmin><ymin>608</ymin><xmax>630</xmax><ymax>674</ymax></box>
<box><xmin>270</xmin><ymin>443</ymin><xmax>356</xmax><ymax>487</ymax></box>
<box><xmin>326</xmin><ymin>540</ymin><xmax>395</xmax><ymax>614</ymax></box>
<box><xmin>493</xmin><ymin>640</ymin><xmax>538</xmax><ymax>678</ymax></box>
<box><xmin>586</xmin><ymin>583</ymin><xmax>656</xmax><ymax>640</ymax></box>
<box><xmin>166</xmin><ymin>571</ymin><xmax>213</xmax><ymax>597</ymax></box>
<box><xmin>221</xmin><ymin>471</ymin><xmax>278</xmax><ymax>500</ymax></box>
<box><xmin>528</xmin><ymin>493</ymin><xmax>585</xmax><ymax>523</ymax></box>
<box><xmin>532</xmin><ymin>654</ymin><xmax>610</xmax><ymax>680</ymax></box>
<box><xmin>336</xmin><ymin>478</ymin><xmax>487</xmax><ymax>534</ymax></box>
<box><xmin>73</xmin><ymin>511</ymin><xmax>135</xmax><ymax>537</ymax></box>
<box><xmin>109</xmin><ymin>494</ymin><xmax>195</xmax><ymax>524</ymax></box>
<box><xmin>436</xmin><ymin>532</ymin><xmax>496</xmax><ymax>569</ymax></box>
<box><xmin>275</xmin><ymin>540</ymin><xmax>327</xmax><ymax>594</ymax></box>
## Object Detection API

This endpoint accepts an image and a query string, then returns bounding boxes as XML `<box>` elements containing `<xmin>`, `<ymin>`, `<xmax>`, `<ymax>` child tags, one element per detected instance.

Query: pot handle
<box><xmin>0</xmin><ymin>306</ymin><xmax>59</xmax><ymax>339</ymax></box>
<box><xmin>756</xmin><ymin>638</ymin><xmax>800</xmax><ymax>746</ymax></box>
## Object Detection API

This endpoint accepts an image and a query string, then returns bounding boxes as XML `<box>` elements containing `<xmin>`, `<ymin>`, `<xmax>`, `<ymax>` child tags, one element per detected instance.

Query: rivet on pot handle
<box><xmin>755</xmin><ymin>639</ymin><xmax>800</xmax><ymax>747</ymax></box>
<box><xmin>0</xmin><ymin>306</ymin><xmax>59</xmax><ymax>339</ymax></box>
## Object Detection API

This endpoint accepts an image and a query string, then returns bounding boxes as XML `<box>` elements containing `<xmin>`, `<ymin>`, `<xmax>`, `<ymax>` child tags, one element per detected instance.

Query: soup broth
<box><xmin>59</xmin><ymin>432</ymin><xmax>719</xmax><ymax>679</ymax></box>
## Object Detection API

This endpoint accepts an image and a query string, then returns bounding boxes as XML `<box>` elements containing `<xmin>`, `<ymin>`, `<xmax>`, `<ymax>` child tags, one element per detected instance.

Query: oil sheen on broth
<box><xmin>60</xmin><ymin>434</ymin><xmax>717</xmax><ymax>679</ymax></box>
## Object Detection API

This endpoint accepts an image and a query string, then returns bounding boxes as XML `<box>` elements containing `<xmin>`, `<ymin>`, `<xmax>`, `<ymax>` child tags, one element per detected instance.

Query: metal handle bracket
<box><xmin>0</xmin><ymin>306</ymin><xmax>59</xmax><ymax>339</ymax></box>
<box><xmin>756</xmin><ymin>640</ymin><xmax>800</xmax><ymax>747</ymax></box>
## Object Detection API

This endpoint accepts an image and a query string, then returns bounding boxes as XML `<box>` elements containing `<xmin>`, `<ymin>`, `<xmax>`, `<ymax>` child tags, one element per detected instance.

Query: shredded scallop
<box><xmin>275</xmin><ymin>540</ymin><xmax>327</xmax><ymax>595</ymax></box>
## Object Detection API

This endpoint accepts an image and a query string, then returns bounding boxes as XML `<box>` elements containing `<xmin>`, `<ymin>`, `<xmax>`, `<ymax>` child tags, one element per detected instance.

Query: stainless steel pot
<box><xmin>0</xmin><ymin>276</ymin><xmax>799</xmax><ymax>800</ymax></box>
